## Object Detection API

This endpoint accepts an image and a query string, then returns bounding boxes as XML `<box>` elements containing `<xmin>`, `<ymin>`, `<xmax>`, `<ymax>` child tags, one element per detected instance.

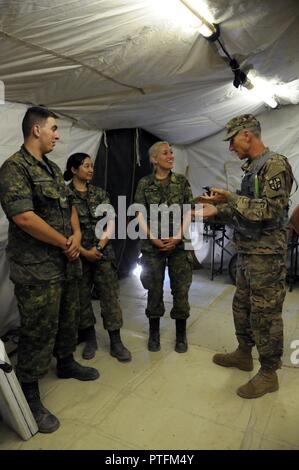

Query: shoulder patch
<box><xmin>268</xmin><ymin>177</ymin><xmax>282</xmax><ymax>191</ymax></box>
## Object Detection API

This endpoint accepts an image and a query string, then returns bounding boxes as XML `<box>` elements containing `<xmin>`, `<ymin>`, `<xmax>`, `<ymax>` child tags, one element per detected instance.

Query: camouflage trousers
<box><xmin>140</xmin><ymin>249</ymin><xmax>193</xmax><ymax>319</ymax></box>
<box><xmin>233</xmin><ymin>253</ymin><xmax>286</xmax><ymax>371</ymax></box>
<box><xmin>78</xmin><ymin>257</ymin><xmax>123</xmax><ymax>332</ymax></box>
<box><xmin>15</xmin><ymin>280</ymin><xmax>80</xmax><ymax>383</ymax></box>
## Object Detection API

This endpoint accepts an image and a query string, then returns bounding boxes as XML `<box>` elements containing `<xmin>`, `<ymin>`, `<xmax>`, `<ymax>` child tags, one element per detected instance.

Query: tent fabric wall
<box><xmin>0</xmin><ymin>102</ymin><xmax>102</xmax><ymax>337</ymax></box>
<box><xmin>1</xmin><ymin>1</ymin><xmax>299</xmax><ymax>144</ymax></box>
<box><xmin>0</xmin><ymin>241</ymin><xmax>18</xmax><ymax>338</ymax></box>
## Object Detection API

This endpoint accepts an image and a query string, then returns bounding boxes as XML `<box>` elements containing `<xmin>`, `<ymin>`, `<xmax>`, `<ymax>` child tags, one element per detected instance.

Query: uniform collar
<box><xmin>20</xmin><ymin>144</ymin><xmax>52</xmax><ymax>168</ymax></box>
<box><xmin>149</xmin><ymin>171</ymin><xmax>177</xmax><ymax>186</ymax></box>
<box><xmin>69</xmin><ymin>180</ymin><xmax>90</xmax><ymax>198</ymax></box>
<box><xmin>242</xmin><ymin>147</ymin><xmax>270</xmax><ymax>171</ymax></box>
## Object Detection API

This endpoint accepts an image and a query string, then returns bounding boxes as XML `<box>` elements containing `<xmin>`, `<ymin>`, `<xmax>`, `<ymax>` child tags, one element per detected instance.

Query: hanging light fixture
<box><xmin>229</xmin><ymin>59</ymin><xmax>278</xmax><ymax>108</ymax></box>
<box><xmin>243</xmin><ymin>70</ymin><xmax>278</xmax><ymax>109</ymax></box>
<box><xmin>179</xmin><ymin>0</ymin><xmax>220</xmax><ymax>40</ymax></box>
<box><xmin>179</xmin><ymin>0</ymin><xmax>278</xmax><ymax>108</ymax></box>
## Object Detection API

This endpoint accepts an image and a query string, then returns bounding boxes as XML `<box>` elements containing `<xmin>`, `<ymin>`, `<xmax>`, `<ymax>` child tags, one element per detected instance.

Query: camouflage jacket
<box><xmin>67</xmin><ymin>182</ymin><xmax>115</xmax><ymax>260</ymax></box>
<box><xmin>0</xmin><ymin>145</ymin><xmax>73</xmax><ymax>283</ymax></box>
<box><xmin>134</xmin><ymin>171</ymin><xmax>194</xmax><ymax>252</ymax></box>
<box><xmin>216</xmin><ymin>150</ymin><xmax>294</xmax><ymax>254</ymax></box>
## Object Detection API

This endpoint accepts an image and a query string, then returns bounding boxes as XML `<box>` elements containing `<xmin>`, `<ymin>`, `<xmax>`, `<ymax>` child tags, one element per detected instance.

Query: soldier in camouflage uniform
<box><xmin>134</xmin><ymin>141</ymin><xmax>194</xmax><ymax>353</ymax></box>
<box><xmin>0</xmin><ymin>107</ymin><xmax>99</xmax><ymax>434</ymax></box>
<box><xmin>199</xmin><ymin>114</ymin><xmax>294</xmax><ymax>398</ymax></box>
<box><xmin>64</xmin><ymin>153</ymin><xmax>131</xmax><ymax>362</ymax></box>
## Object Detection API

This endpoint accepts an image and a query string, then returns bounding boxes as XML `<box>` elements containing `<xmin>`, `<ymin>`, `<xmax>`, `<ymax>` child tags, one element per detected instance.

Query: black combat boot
<box><xmin>21</xmin><ymin>381</ymin><xmax>60</xmax><ymax>433</ymax></box>
<box><xmin>175</xmin><ymin>319</ymin><xmax>188</xmax><ymax>353</ymax></box>
<box><xmin>108</xmin><ymin>330</ymin><xmax>132</xmax><ymax>362</ymax></box>
<box><xmin>77</xmin><ymin>328</ymin><xmax>86</xmax><ymax>345</ymax></box>
<box><xmin>80</xmin><ymin>325</ymin><xmax>98</xmax><ymax>360</ymax></box>
<box><xmin>148</xmin><ymin>318</ymin><xmax>160</xmax><ymax>352</ymax></box>
<box><xmin>56</xmin><ymin>354</ymin><xmax>99</xmax><ymax>381</ymax></box>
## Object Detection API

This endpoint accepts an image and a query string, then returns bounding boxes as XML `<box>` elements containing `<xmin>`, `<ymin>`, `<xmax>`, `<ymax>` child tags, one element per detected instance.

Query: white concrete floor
<box><xmin>1</xmin><ymin>268</ymin><xmax>299</xmax><ymax>450</ymax></box>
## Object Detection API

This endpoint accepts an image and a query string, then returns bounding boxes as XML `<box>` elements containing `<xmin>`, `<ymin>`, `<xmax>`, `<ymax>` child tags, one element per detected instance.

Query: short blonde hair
<box><xmin>148</xmin><ymin>141</ymin><xmax>170</xmax><ymax>162</ymax></box>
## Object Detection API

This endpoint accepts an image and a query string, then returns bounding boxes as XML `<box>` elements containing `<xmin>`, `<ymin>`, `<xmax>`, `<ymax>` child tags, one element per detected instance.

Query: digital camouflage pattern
<box><xmin>215</xmin><ymin>138</ymin><xmax>294</xmax><ymax>372</ymax></box>
<box><xmin>140</xmin><ymin>250</ymin><xmax>193</xmax><ymax>319</ymax></box>
<box><xmin>0</xmin><ymin>145</ymin><xmax>73</xmax><ymax>284</ymax></box>
<box><xmin>134</xmin><ymin>171</ymin><xmax>194</xmax><ymax>253</ymax></box>
<box><xmin>15</xmin><ymin>280</ymin><xmax>80</xmax><ymax>382</ymax></box>
<box><xmin>67</xmin><ymin>182</ymin><xmax>112</xmax><ymax>250</ymax></box>
<box><xmin>0</xmin><ymin>145</ymin><xmax>80</xmax><ymax>383</ymax></box>
<box><xmin>233</xmin><ymin>254</ymin><xmax>286</xmax><ymax>371</ymax></box>
<box><xmin>135</xmin><ymin>172</ymin><xmax>194</xmax><ymax>319</ymax></box>
<box><xmin>217</xmin><ymin>151</ymin><xmax>294</xmax><ymax>254</ymax></box>
<box><xmin>79</xmin><ymin>257</ymin><xmax>123</xmax><ymax>331</ymax></box>
<box><xmin>223</xmin><ymin>114</ymin><xmax>261</xmax><ymax>141</ymax></box>
<box><xmin>68</xmin><ymin>183</ymin><xmax>123</xmax><ymax>331</ymax></box>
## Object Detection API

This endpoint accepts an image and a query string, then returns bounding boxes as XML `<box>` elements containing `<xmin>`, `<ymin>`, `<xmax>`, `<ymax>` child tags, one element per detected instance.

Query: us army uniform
<box><xmin>134</xmin><ymin>172</ymin><xmax>194</xmax><ymax>320</ymax></box>
<box><xmin>68</xmin><ymin>182</ymin><xmax>123</xmax><ymax>332</ymax></box>
<box><xmin>216</xmin><ymin>149</ymin><xmax>294</xmax><ymax>371</ymax></box>
<box><xmin>0</xmin><ymin>145</ymin><xmax>81</xmax><ymax>383</ymax></box>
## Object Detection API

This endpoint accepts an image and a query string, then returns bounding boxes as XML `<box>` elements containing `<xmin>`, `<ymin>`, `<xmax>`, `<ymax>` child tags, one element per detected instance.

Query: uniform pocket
<box><xmin>40</xmin><ymin>184</ymin><xmax>60</xmax><ymax>199</ymax></box>
<box><xmin>144</xmin><ymin>188</ymin><xmax>161</xmax><ymax>205</ymax></box>
<box><xmin>248</xmin><ymin>255</ymin><xmax>286</xmax><ymax>289</ymax></box>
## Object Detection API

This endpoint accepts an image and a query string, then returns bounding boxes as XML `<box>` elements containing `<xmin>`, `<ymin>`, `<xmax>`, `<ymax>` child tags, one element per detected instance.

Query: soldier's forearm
<box><xmin>180</xmin><ymin>209</ymin><xmax>193</xmax><ymax>239</ymax></box>
<box><xmin>70</xmin><ymin>206</ymin><xmax>81</xmax><ymax>238</ymax></box>
<box><xmin>80</xmin><ymin>246</ymin><xmax>89</xmax><ymax>258</ymax></box>
<box><xmin>213</xmin><ymin>203</ymin><xmax>233</xmax><ymax>225</ymax></box>
<box><xmin>12</xmin><ymin>211</ymin><xmax>68</xmax><ymax>249</ymax></box>
<box><xmin>137</xmin><ymin>212</ymin><xmax>153</xmax><ymax>238</ymax></box>
<box><xmin>228</xmin><ymin>194</ymin><xmax>288</xmax><ymax>222</ymax></box>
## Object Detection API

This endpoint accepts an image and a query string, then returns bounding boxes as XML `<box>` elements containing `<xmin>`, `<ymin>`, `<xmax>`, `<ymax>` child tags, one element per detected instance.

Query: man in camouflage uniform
<box><xmin>200</xmin><ymin>114</ymin><xmax>294</xmax><ymax>398</ymax></box>
<box><xmin>65</xmin><ymin>153</ymin><xmax>131</xmax><ymax>362</ymax></box>
<box><xmin>135</xmin><ymin>141</ymin><xmax>194</xmax><ymax>353</ymax></box>
<box><xmin>0</xmin><ymin>107</ymin><xmax>99</xmax><ymax>434</ymax></box>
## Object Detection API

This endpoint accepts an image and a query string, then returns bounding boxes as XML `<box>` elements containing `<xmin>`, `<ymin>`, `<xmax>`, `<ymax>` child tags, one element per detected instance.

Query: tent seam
<box><xmin>0</xmin><ymin>30</ymin><xmax>145</xmax><ymax>95</ymax></box>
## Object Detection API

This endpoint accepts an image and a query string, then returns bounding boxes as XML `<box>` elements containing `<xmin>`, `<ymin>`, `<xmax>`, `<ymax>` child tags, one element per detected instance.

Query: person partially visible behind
<box><xmin>198</xmin><ymin>114</ymin><xmax>294</xmax><ymax>398</ymax></box>
<box><xmin>0</xmin><ymin>107</ymin><xmax>99</xmax><ymax>434</ymax></box>
<box><xmin>134</xmin><ymin>141</ymin><xmax>194</xmax><ymax>353</ymax></box>
<box><xmin>64</xmin><ymin>153</ymin><xmax>131</xmax><ymax>362</ymax></box>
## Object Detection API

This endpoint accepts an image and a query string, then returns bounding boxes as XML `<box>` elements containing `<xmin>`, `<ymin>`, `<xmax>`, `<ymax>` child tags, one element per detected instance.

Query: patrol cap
<box><xmin>223</xmin><ymin>114</ymin><xmax>261</xmax><ymax>141</ymax></box>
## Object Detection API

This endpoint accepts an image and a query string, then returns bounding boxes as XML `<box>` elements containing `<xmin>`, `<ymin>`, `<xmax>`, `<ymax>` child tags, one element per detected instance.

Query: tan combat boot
<box><xmin>213</xmin><ymin>346</ymin><xmax>253</xmax><ymax>371</ymax></box>
<box><xmin>237</xmin><ymin>368</ymin><xmax>279</xmax><ymax>399</ymax></box>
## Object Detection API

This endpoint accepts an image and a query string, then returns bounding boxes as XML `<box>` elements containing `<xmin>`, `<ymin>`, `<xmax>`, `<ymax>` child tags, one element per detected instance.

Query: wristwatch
<box><xmin>96</xmin><ymin>244</ymin><xmax>104</xmax><ymax>253</ymax></box>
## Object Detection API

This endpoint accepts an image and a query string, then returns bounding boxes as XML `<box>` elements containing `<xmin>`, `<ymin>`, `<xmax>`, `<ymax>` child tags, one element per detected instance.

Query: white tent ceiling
<box><xmin>1</xmin><ymin>0</ymin><xmax>299</xmax><ymax>144</ymax></box>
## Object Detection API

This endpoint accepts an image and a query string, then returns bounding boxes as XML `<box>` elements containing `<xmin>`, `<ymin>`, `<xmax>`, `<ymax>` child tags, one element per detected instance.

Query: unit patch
<box><xmin>268</xmin><ymin>177</ymin><xmax>281</xmax><ymax>191</ymax></box>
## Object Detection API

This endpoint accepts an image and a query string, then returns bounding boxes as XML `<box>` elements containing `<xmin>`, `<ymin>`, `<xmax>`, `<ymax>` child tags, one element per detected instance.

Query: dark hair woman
<box><xmin>64</xmin><ymin>153</ymin><xmax>131</xmax><ymax>362</ymax></box>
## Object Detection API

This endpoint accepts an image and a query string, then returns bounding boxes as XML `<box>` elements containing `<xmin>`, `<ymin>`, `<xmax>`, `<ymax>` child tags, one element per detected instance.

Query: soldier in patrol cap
<box><xmin>0</xmin><ymin>107</ymin><xmax>99</xmax><ymax>433</ymax></box>
<box><xmin>198</xmin><ymin>114</ymin><xmax>294</xmax><ymax>398</ymax></box>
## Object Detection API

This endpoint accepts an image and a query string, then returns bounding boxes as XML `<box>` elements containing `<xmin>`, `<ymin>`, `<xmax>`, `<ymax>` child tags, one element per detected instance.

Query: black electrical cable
<box><xmin>215</xmin><ymin>37</ymin><xmax>247</xmax><ymax>88</ymax></box>
<box><xmin>216</xmin><ymin>37</ymin><xmax>233</xmax><ymax>61</ymax></box>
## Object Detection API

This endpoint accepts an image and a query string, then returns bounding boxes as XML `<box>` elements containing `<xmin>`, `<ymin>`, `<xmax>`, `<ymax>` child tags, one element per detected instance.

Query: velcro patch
<box><xmin>268</xmin><ymin>177</ymin><xmax>281</xmax><ymax>191</ymax></box>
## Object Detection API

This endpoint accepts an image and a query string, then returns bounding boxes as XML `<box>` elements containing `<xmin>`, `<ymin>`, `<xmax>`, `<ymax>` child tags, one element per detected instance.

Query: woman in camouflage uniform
<box><xmin>64</xmin><ymin>153</ymin><xmax>131</xmax><ymax>362</ymax></box>
<box><xmin>135</xmin><ymin>142</ymin><xmax>194</xmax><ymax>353</ymax></box>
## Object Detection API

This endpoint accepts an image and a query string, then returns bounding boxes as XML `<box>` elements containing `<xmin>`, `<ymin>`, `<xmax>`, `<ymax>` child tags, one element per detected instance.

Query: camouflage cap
<box><xmin>223</xmin><ymin>114</ymin><xmax>261</xmax><ymax>141</ymax></box>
